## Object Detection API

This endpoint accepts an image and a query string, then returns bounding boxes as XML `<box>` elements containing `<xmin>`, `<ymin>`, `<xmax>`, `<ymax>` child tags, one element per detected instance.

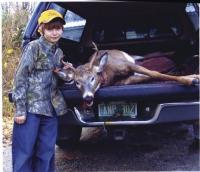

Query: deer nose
<box><xmin>84</xmin><ymin>95</ymin><xmax>94</xmax><ymax>103</ymax></box>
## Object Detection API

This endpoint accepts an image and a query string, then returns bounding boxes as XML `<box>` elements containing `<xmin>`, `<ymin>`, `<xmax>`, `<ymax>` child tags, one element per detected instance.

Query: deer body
<box><xmin>84</xmin><ymin>50</ymin><xmax>136</xmax><ymax>85</ymax></box>
<box><xmin>57</xmin><ymin>48</ymin><xmax>199</xmax><ymax>107</ymax></box>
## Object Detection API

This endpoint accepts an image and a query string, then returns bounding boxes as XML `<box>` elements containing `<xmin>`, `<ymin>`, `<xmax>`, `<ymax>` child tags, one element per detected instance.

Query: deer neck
<box><xmin>99</xmin><ymin>72</ymin><xmax>114</xmax><ymax>87</ymax></box>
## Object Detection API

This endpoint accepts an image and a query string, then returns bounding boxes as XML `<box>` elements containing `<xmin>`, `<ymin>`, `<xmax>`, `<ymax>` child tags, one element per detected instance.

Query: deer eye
<box><xmin>75</xmin><ymin>81</ymin><xmax>81</xmax><ymax>88</ymax></box>
<box><xmin>91</xmin><ymin>76</ymin><xmax>95</xmax><ymax>83</ymax></box>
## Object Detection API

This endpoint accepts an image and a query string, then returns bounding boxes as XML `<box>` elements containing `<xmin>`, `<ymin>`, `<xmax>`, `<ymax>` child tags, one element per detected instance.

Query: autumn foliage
<box><xmin>2</xmin><ymin>2</ymin><xmax>36</xmax><ymax>145</ymax></box>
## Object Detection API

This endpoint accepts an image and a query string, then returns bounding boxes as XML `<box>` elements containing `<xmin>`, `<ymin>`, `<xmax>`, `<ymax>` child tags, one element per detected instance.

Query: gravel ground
<box><xmin>3</xmin><ymin>124</ymin><xmax>200</xmax><ymax>172</ymax></box>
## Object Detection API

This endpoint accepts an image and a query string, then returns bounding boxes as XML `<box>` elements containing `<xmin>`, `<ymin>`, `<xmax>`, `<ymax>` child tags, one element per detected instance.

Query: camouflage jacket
<box><xmin>12</xmin><ymin>36</ymin><xmax>68</xmax><ymax>117</ymax></box>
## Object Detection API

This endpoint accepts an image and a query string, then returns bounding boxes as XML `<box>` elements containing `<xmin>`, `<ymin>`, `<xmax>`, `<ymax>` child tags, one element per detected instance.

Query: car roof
<box><xmin>56</xmin><ymin>1</ymin><xmax>186</xmax><ymax>20</ymax></box>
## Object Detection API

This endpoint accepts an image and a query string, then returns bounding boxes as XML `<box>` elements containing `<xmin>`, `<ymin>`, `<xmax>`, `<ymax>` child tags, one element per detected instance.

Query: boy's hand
<box><xmin>63</xmin><ymin>62</ymin><xmax>73</xmax><ymax>69</ymax></box>
<box><xmin>14</xmin><ymin>115</ymin><xmax>26</xmax><ymax>124</ymax></box>
<box><xmin>53</xmin><ymin>67</ymin><xmax>61</xmax><ymax>73</ymax></box>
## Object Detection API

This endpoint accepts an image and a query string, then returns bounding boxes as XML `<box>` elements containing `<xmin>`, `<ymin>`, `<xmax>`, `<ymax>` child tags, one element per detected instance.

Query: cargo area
<box><xmin>55</xmin><ymin>2</ymin><xmax>199</xmax><ymax>108</ymax></box>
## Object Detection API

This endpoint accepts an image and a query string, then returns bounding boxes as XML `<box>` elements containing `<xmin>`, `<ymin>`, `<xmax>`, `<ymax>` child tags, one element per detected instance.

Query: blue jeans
<box><xmin>12</xmin><ymin>112</ymin><xmax>58</xmax><ymax>172</ymax></box>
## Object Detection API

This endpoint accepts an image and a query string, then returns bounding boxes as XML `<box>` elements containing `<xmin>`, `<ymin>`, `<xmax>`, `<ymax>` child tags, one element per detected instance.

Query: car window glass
<box><xmin>47</xmin><ymin>3</ymin><xmax>86</xmax><ymax>42</ymax></box>
<box><xmin>126</xmin><ymin>28</ymin><xmax>147</xmax><ymax>40</ymax></box>
<box><xmin>125</xmin><ymin>27</ymin><xmax>147</xmax><ymax>40</ymax></box>
<box><xmin>62</xmin><ymin>10</ymin><xmax>86</xmax><ymax>42</ymax></box>
<box><xmin>149</xmin><ymin>23</ymin><xmax>178</xmax><ymax>38</ymax></box>
<box><xmin>185</xmin><ymin>3</ymin><xmax>199</xmax><ymax>31</ymax></box>
<box><xmin>49</xmin><ymin>3</ymin><xmax>66</xmax><ymax>15</ymax></box>
<box><xmin>93</xmin><ymin>17</ymin><xmax>181</xmax><ymax>43</ymax></box>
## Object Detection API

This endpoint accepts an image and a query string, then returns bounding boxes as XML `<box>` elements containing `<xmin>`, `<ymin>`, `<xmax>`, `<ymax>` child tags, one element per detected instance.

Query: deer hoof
<box><xmin>192</xmin><ymin>78</ymin><xmax>199</xmax><ymax>86</ymax></box>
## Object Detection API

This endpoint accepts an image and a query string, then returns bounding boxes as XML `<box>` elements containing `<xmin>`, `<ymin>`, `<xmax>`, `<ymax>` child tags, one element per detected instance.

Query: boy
<box><xmin>12</xmin><ymin>9</ymin><xmax>68</xmax><ymax>172</ymax></box>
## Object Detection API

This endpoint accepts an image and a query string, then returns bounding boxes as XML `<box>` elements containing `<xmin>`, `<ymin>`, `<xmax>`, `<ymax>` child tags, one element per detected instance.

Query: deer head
<box><xmin>57</xmin><ymin>52</ymin><xmax>108</xmax><ymax>107</ymax></box>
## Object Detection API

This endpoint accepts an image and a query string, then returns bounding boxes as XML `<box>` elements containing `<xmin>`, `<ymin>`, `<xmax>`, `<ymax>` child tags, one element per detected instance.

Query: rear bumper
<box><xmin>59</xmin><ymin>83</ymin><xmax>199</xmax><ymax>126</ymax></box>
<box><xmin>72</xmin><ymin>102</ymin><xmax>199</xmax><ymax>126</ymax></box>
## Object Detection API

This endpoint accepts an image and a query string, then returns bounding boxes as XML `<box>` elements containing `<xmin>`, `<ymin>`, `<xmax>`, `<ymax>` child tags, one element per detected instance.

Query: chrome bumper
<box><xmin>73</xmin><ymin>102</ymin><xmax>199</xmax><ymax>126</ymax></box>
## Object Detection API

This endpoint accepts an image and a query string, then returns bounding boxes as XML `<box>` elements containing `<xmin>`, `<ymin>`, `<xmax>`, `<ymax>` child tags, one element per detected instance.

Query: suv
<box><xmin>22</xmin><ymin>2</ymin><xmax>199</xmax><ymax>147</ymax></box>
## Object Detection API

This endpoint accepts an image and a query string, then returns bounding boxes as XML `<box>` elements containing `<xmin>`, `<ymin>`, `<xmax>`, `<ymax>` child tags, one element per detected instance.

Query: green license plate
<box><xmin>98</xmin><ymin>101</ymin><xmax>137</xmax><ymax>118</ymax></box>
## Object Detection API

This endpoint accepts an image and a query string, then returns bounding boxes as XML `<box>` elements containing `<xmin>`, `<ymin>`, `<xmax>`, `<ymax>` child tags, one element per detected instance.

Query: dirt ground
<box><xmin>3</xmin><ymin>124</ymin><xmax>200</xmax><ymax>172</ymax></box>
<box><xmin>2</xmin><ymin>116</ymin><xmax>13</xmax><ymax>146</ymax></box>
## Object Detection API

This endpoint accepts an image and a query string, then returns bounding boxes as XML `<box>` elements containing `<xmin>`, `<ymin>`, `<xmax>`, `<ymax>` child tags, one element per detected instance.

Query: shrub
<box><xmin>2</xmin><ymin>2</ymin><xmax>36</xmax><ymax>144</ymax></box>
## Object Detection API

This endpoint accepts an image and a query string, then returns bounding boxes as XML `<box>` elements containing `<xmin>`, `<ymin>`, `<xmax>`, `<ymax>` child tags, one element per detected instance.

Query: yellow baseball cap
<box><xmin>38</xmin><ymin>9</ymin><xmax>65</xmax><ymax>25</ymax></box>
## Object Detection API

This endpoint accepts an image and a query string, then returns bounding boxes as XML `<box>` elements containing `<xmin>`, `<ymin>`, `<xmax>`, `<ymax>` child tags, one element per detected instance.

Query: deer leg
<box><xmin>129</xmin><ymin>64</ymin><xmax>199</xmax><ymax>86</ymax></box>
<box><xmin>114</xmin><ymin>74</ymin><xmax>151</xmax><ymax>85</ymax></box>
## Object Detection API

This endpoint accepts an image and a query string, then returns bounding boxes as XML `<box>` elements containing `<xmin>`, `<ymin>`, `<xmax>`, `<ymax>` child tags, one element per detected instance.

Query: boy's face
<box><xmin>43</xmin><ymin>27</ymin><xmax>63</xmax><ymax>44</ymax></box>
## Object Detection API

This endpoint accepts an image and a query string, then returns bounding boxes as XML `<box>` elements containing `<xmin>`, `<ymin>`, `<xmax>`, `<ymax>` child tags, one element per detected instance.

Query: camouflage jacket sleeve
<box><xmin>54</xmin><ymin>47</ymin><xmax>65</xmax><ymax>68</ymax></box>
<box><xmin>12</xmin><ymin>43</ymin><xmax>36</xmax><ymax>116</ymax></box>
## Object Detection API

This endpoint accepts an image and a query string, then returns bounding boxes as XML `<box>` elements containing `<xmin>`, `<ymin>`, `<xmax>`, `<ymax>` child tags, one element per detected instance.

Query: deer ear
<box><xmin>97</xmin><ymin>52</ymin><xmax>108</xmax><ymax>73</ymax></box>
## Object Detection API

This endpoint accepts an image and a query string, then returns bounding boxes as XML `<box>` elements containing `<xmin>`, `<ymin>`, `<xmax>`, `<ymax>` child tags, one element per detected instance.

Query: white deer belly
<box><xmin>122</xmin><ymin>52</ymin><xmax>136</xmax><ymax>64</ymax></box>
<box><xmin>122</xmin><ymin>52</ymin><xmax>148</xmax><ymax>77</ymax></box>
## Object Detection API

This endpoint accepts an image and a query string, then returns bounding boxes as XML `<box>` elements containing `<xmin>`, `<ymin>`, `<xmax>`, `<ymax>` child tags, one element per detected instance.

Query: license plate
<box><xmin>98</xmin><ymin>101</ymin><xmax>137</xmax><ymax>118</ymax></box>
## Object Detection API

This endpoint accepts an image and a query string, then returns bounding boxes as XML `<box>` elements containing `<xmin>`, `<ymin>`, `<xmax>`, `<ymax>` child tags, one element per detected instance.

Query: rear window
<box><xmin>185</xmin><ymin>3</ymin><xmax>199</xmax><ymax>31</ymax></box>
<box><xmin>93</xmin><ymin>16</ymin><xmax>181</xmax><ymax>43</ymax></box>
<box><xmin>48</xmin><ymin>3</ymin><xmax>86</xmax><ymax>42</ymax></box>
<box><xmin>63</xmin><ymin>10</ymin><xmax>86</xmax><ymax>42</ymax></box>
